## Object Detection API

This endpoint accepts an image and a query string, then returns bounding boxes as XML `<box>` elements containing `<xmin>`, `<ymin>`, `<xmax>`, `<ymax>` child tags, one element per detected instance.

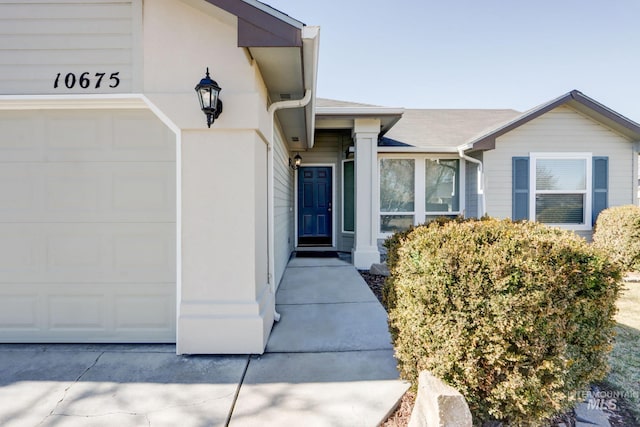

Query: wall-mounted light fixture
<box><xmin>195</xmin><ymin>68</ymin><xmax>223</xmax><ymax>128</ymax></box>
<box><xmin>345</xmin><ymin>145</ymin><xmax>355</xmax><ymax>159</ymax></box>
<box><xmin>289</xmin><ymin>153</ymin><xmax>302</xmax><ymax>170</ymax></box>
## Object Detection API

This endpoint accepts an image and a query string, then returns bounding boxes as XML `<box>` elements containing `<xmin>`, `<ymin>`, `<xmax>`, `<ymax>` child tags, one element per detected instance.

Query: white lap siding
<box><xmin>483</xmin><ymin>106</ymin><xmax>634</xmax><ymax>227</ymax></box>
<box><xmin>273</xmin><ymin>126</ymin><xmax>294</xmax><ymax>289</ymax></box>
<box><xmin>0</xmin><ymin>0</ymin><xmax>138</xmax><ymax>94</ymax></box>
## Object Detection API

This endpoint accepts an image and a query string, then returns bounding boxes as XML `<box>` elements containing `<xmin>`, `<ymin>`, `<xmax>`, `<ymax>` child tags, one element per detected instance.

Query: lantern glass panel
<box><xmin>201</xmin><ymin>89</ymin><xmax>212</xmax><ymax>109</ymax></box>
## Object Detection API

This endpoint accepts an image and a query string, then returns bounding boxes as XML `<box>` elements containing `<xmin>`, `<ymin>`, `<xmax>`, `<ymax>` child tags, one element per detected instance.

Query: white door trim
<box><xmin>294</xmin><ymin>162</ymin><xmax>337</xmax><ymax>249</ymax></box>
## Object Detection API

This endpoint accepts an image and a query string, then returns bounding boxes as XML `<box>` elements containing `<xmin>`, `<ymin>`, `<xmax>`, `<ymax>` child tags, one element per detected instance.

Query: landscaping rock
<box><xmin>369</xmin><ymin>263</ymin><xmax>390</xmax><ymax>277</ymax></box>
<box><xmin>623</xmin><ymin>272</ymin><xmax>640</xmax><ymax>283</ymax></box>
<box><xmin>575</xmin><ymin>400</ymin><xmax>611</xmax><ymax>427</ymax></box>
<box><xmin>408</xmin><ymin>371</ymin><xmax>472</xmax><ymax>427</ymax></box>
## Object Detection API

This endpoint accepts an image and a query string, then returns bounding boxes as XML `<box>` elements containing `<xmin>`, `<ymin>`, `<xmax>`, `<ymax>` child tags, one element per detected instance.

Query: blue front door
<box><xmin>298</xmin><ymin>167</ymin><xmax>332</xmax><ymax>245</ymax></box>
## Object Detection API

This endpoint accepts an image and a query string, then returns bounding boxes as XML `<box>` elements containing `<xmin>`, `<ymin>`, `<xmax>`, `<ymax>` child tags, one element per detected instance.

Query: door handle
<box><xmin>328</xmin><ymin>202</ymin><xmax>332</xmax><ymax>212</ymax></box>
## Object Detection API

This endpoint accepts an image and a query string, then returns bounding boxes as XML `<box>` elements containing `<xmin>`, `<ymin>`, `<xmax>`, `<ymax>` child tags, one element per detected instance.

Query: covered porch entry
<box><xmin>294</xmin><ymin>99</ymin><xmax>403</xmax><ymax>268</ymax></box>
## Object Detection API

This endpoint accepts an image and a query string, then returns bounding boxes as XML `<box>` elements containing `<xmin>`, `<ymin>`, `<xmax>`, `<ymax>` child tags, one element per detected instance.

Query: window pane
<box><xmin>425</xmin><ymin>215</ymin><xmax>459</xmax><ymax>223</ymax></box>
<box><xmin>380</xmin><ymin>159</ymin><xmax>415</xmax><ymax>212</ymax></box>
<box><xmin>381</xmin><ymin>215</ymin><xmax>413</xmax><ymax>233</ymax></box>
<box><xmin>426</xmin><ymin>159</ymin><xmax>459</xmax><ymax>212</ymax></box>
<box><xmin>536</xmin><ymin>194</ymin><xmax>584</xmax><ymax>224</ymax></box>
<box><xmin>536</xmin><ymin>159</ymin><xmax>586</xmax><ymax>191</ymax></box>
<box><xmin>343</xmin><ymin>161</ymin><xmax>355</xmax><ymax>232</ymax></box>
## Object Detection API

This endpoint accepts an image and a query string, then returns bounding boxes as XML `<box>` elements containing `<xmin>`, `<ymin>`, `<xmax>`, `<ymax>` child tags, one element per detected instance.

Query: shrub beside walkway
<box><xmin>361</xmin><ymin>270</ymin><xmax>640</xmax><ymax>427</ymax></box>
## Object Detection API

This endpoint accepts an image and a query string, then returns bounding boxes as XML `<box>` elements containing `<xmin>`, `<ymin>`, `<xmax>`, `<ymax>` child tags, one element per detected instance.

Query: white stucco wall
<box><xmin>142</xmin><ymin>0</ymin><xmax>275</xmax><ymax>354</ymax></box>
<box><xmin>483</xmin><ymin>105</ymin><xmax>635</xmax><ymax>222</ymax></box>
<box><xmin>143</xmin><ymin>0</ymin><xmax>269</xmax><ymax>133</ymax></box>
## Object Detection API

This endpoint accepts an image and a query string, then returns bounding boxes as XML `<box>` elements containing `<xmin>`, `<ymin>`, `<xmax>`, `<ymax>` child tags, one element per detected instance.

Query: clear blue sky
<box><xmin>265</xmin><ymin>0</ymin><xmax>640</xmax><ymax>122</ymax></box>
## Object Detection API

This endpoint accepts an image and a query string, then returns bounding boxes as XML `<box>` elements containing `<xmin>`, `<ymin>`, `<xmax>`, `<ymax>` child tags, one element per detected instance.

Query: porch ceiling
<box><xmin>249</xmin><ymin>44</ymin><xmax>316</xmax><ymax>150</ymax></box>
<box><xmin>250</xmin><ymin>46</ymin><xmax>307</xmax><ymax>149</ymax></box>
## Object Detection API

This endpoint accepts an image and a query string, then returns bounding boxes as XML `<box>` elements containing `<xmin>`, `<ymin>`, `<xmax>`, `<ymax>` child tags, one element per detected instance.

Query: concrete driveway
<box><xmin>0</xmin><ymin>344</ymin><xmax>245</xmax><ymax>426</ymax></box>
<box><xmin>0</xmin><ymin>257</ymin><xmax>408</xmax><ymax>426</ymax></box>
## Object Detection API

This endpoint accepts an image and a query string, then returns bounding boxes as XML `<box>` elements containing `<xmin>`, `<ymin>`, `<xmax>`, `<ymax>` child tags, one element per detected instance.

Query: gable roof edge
<box><xmin>240</xmin><ymin>0</ymin><xmax>304</xmax><ymax>29</ymax></box>
<box><xmin>204</xmin><ymin>0</ymin><xmax>303</xmax><ymax>47</ymax></box>
<box><xmin>462</xmin><ymin>90</ymin><xmax>640</xmax><ymax>152</ymax></box>
<box><xmin>570</xmin><ymin>90</ymin><xmax>640</xmax><ymax>138</ymax></box>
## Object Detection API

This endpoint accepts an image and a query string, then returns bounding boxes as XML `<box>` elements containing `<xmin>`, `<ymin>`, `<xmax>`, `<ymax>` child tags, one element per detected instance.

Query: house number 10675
<box><xmin>53</xmin><ymin>72</ymin><xmax>120</xmax><ymax>89</ymax></box>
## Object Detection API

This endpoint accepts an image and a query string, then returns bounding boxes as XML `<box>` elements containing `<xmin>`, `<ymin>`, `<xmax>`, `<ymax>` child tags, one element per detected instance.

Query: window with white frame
<box><xmin>379</xmin><ymin>156</ymin><xmax>462</xmax><ymax>235</ymax></box>
<box><xmin>426</xmin><ymin>159</ymin><xmax>460</xmax><ymax>215</ymax></box>
<box><xmin>530</xmin><ymin>153</ymin><xmax>592</xmax><ymax>228</ymax></box>
<box><xmin>379</xmin><ymin>158</ymin><xmax>415</xmax><ymax>233</ymax></box>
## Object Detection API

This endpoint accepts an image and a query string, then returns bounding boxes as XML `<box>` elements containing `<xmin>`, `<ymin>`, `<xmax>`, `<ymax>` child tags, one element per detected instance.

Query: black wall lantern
<box><xmin>289</xmin><ymin>153</ymin><xmax>302</xmax><ymax>170</ymax></box>
<box><xmin>195</xmin><ymin>68</ymin><xmax>223</xmax><ymax>128</ymax></box>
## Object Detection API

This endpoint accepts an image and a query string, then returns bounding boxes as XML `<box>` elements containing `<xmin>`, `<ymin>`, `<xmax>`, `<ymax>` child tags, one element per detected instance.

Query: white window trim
<box><xmin>341</xmin><ymin>159</ymin><xmax>355</xmax><ymax>234</ymax></box>
<box><xmin>378</xmin><ymin>157</ymin><xmax>416</xmax><ymax>238</ymax></box>
<box><xmin>529</xmin><ymin>152</ymin><xmax>592</xmax><ymax>231</ymax></box>
<box><xmin>424</xmin><ymin>158</ymin><xmax>464</xmax><ymax>216</ymax></box>
<box><xmin>378</xmin><ymin>154</ymin><xmax>465</xmax><ymax>238</ymax></box>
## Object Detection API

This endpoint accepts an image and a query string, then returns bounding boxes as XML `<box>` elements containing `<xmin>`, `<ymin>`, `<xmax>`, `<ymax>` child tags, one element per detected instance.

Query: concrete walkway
<box><xmin>0</xmin><ymin>257</ymin><xmax>408</xmax><ymax>426</ymax></box>
<box><xmin>230</xmin><ymin>257</ymin><xmax>408</xmax><ymax>426</ymax></box>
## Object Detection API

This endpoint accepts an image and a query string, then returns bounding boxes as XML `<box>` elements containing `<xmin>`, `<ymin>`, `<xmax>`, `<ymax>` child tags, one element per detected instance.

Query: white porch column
<box><xmin>177</xmin><ymin>129</ymin><xmax>274</xmax><ymax>355</ymax></box>
<box><xmin>352</xmin><ymin>118</ymin><xmax>381</xmax><ymax>269</ymax></box>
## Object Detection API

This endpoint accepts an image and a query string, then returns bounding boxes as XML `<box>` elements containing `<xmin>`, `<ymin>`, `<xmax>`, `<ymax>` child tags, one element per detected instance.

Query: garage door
<box><xmin>0</xmin><ymin>109</ymin><xmax>176</xmax><ymax>343</ymax></box>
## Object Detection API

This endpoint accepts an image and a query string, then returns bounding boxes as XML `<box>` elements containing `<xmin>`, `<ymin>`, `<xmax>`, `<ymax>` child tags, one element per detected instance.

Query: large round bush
<box><xmin>384</xmin><ymin>218</ymin><xmax>621</xmax><ymax>425</ymax></box>
<box><xmin>593</xmin><ymin>205</ymin><xmax>640</xmax><ymax>272</ymax></box>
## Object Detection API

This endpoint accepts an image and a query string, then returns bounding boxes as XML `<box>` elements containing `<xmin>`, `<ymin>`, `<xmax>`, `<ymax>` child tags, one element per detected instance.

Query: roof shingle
<box><xmin>380</xmin><ymin>109</ymin><xmax>520</xmax><ymax>149</ymax></box>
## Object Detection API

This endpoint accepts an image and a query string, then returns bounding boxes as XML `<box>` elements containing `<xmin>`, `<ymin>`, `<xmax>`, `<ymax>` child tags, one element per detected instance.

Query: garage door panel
<box><xmin>47</xmin><ymin>231</ymin><xmax>105</xmax><ymax>271</ymax></box>
<box><xmin>0</xmin><ymin>294</ymin><xmax>39</xmax><ymax>330</ymax></box>
<box><xmin>111</xmin><ymin>225</ymin><xmax>176</xmax><ymax>280</ymax></box>
<box><xmin>47</xmin><ymin>114</ymin><xmax>106</xmax><ymax>151</ymax></box>
<box><xmin>115</xmin><ymin>293</ymin><xmax>175</xmax><ymax>330</ymax></box>
<box><xmin>0</xmin><ymin>163</ymin><xmax>42</xmax><ymax>212</ymax></box>
<box><xmin>44</xmin><ymin>165</ymin><xmax>103</xmax><ymax>213</ymax></box>
<box><xmin>0</xmin><ymin>112</ymin><xmax>46</xmax><ymax>161</ymax></box>
<box><xmin>0</xmin><ymin>284</ymin><xmax>175</xmax><ymax>342</ymax></box>
<box><xmin>45</xmin><ymin>110</ymin><xmax>175</xmax><ymax>162</ymax></box>
<box><xmin>111</xmin><ymin>164</ymin><xmax>176</xmax><ymax>214</ymax></box>
<box><xmin>0</xmin><ymin>163</ymin><xmax>175</xmax><ymax>222</ymax></box>
<box><xmin>49</xmin><ymin>295</ymin><xmax>106</xmax><ymax>330</ymax></box>
<box><xmin>0</xmin><ymin>223</ymin><xmax>175</xmax><ymax>284</ymax></box>
<box><xmin>0</xmin><ymin>110</ymin><xmax>174</xmax><ymax>163</ymax></box>
<box><xmin>0</xmin><ymin>227</ymin><xmax>44</xmax><ymax>277</ymax></box>
<box><xmin>112</xmin><ymin>111</ymin><xmax>175</xmax><ymax>154</ymax></box>
<box><xmin>0</xmin><ymin>109</ymin><xmax>176</xmax><ymax>343</ymax></box>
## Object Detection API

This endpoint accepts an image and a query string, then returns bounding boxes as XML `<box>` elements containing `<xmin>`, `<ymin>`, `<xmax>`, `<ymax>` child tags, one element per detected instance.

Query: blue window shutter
<box><xmin>592</xmin><ymin>157</ymin><xmax>608</xmax><ymax>224</ymax></box>
<box><xmin>512</xmin><ymin>157</ymin><xmax>529</xmax><ymax>220</ymax></box>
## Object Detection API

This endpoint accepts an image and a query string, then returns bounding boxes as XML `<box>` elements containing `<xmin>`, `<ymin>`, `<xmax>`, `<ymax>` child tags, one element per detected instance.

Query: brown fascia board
<box><xmin>204</xmin><ymin>0</ymin><xmax>302</xmax><ymax>47</ymax></box>
<box><xmin>468</xmin><ymin>90</ymin><xmax>640</xmax><ymax>152</ymax></box>
<box><xmin>570</xmin><ymin>90</ymin><xmax>640</xmax><ymax>138</ymax></box>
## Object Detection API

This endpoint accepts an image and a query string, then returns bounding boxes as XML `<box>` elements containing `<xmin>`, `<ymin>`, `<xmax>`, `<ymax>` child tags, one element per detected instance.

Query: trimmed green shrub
<box><xmin>384</xmin><ymin>218</ymin><xmax>621</xmax><ymax>425</ymax></box>
<box><xmin>593</xmin><ymin>205</ymin><xmax>640</xmax><ymax>272</ymax></box>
